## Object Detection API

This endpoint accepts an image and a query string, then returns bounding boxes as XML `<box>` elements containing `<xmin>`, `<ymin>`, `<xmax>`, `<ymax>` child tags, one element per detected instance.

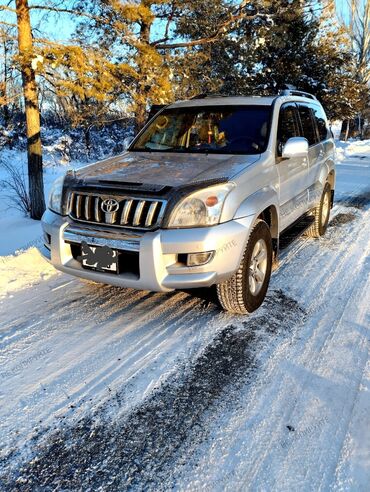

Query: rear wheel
<box><xmin>216</xmin><ymin>220</ymin><xmax>272</xmax><ymax>314</ymax></box>
<box><xmin>306</xmin><ymin>182</ymin><xmax>331</xmax><ymax>238</ymax></box>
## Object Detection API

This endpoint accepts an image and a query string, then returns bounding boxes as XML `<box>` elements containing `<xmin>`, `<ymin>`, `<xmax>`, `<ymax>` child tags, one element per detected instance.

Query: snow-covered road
<box><xmin>0</xmin><ymin>146</ymin><xmax>369</xmax><ymax>491</ymax></box>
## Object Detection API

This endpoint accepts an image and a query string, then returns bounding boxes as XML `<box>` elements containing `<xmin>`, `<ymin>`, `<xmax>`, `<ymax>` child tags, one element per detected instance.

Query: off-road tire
<box><xmin>216</xmin><ymin>220</ymin><xmax>272</xmax><ymax>314</ymax></box>
<box><xmin>306</xmin><ymin>182</ymin><xmax>331</xmax><ymax>238</ymax></box>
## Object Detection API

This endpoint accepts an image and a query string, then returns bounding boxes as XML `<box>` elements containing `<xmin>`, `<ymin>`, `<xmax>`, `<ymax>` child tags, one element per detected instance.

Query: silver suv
<box><xmin>41</xmin><ymin>90</ymin><xmax>335</xmax><ymax>314</ymax></box>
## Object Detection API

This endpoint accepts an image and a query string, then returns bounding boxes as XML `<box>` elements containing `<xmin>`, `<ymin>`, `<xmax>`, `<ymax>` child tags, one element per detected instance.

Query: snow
<box><xmin>0</xmin><ymin>149</ymin><xmax>57</xmax><ymax>256</ymax></box>
<box><xmin>0</xmin><ymin>140</ymin><xmax>369</xmax><ymax>490</ymax></box>
<box><xmin>335</xmin><ymin>139</ymin><xmax>370</xmax><ymax>163</ymax></box>
<box><xmin>0</xmin><ymin>248</ymin><xmax>56</xmax><ymax>299</ymax></box>
<box><xmin>0</xmin><ymin>148</ymin><xmax>82</xmax><ymax>256</ymax></box>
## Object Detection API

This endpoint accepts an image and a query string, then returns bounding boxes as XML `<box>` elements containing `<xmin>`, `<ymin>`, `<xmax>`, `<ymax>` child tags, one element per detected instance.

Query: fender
<box><xmin>233</xmin><ymin>186</ymin><xmax>280</xmax><ymax>237</ymax></box>
<box><xmin>318</xmin><ymin>157</ymin><xmax>335</xmax><ymax>187</ymax></box>
<box><xmin>310</xmin><ymin>158</ymin><xmax>336</xmax><ymax>207</ymax></box>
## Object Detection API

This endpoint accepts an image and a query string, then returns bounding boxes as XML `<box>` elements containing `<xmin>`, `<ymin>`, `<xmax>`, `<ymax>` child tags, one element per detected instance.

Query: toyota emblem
<box><xmin>101</xmin><ymin>198</ymin><xmax>120</xmax><ymax>213</ymax></box>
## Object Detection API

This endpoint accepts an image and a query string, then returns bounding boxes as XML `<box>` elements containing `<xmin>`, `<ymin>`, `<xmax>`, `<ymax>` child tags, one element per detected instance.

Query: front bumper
<box><xmin>41</xmin><ymin>209</ymin><xmax>255</xmax><ymax>292</ymax></box>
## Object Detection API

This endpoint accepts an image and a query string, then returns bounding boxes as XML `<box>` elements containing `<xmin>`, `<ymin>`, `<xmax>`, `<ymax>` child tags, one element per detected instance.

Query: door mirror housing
<box><xmin>281</xmin><ymin>137</ymin><xmax>308</xmax><ymax>159</ymax></box>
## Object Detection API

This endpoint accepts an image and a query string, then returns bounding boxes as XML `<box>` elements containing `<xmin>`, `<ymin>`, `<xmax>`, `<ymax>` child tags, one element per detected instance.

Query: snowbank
<box><xmin>0</xmin><ymin>247</ymin><xmax>57</xmax><ymax>299</ymax></box>
<box><xmin>335</xmin><ymin>139</ymin><xmax>370</xmax><ymax>162</ymax></box>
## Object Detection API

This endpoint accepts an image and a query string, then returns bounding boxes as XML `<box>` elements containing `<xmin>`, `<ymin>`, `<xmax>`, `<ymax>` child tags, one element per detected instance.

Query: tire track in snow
<box><xmin>175</xmin><ymin>189</ymin><xmax>370</xmax><ymax>491</ymax></box>
<box><xmin>0</xmin><ymin>285</ymin><xmax>219</xmax><ymax>463</ymax></box>
<box><xmin>237</xmin><ymin>202</ymin><xmax>370</xmax><ymax>488</ymax></box>
<box><xmin>277</xmin><ymin>184</ymin><xmax>367</xmax><ymax>270</ymax></box>
<box><xmin>1</xmin><ymin>290</ymin><xmax>306</xmax><ymax>491</ymax></box>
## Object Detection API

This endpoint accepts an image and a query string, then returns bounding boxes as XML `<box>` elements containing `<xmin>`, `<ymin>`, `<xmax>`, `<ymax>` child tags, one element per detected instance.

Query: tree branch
<box><xmin>28</xmin><ymin>5</ymin><xmax>104</xmax><ymax>24</ymax></box>
<box><xmin>28</xmin><ymin>4</ymin><xmax>137</xmax><ymax>46</ymax></box>
<box><xmin>154</xmin><ymin>12</ymin><xmax>270</xmax><ymax>49</ymax></box>
<box><xmin>0</xmin><ymin>5</ymin><xmax>16</xmax><ymax>13</ymax></box>
<box><xmin>0</xmin><ymin>20</ymin><xmax>16</xmax><ymax>28</ymax></box>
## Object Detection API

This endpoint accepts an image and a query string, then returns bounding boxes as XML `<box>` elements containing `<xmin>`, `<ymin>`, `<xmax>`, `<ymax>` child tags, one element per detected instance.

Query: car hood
<box><xmin>75</xmin><ymin>151</ymin><xmax>261</xmax><ymax>188</ymax></box>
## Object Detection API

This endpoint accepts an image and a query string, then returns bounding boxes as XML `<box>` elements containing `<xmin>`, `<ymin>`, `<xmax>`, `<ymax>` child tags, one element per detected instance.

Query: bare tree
<box><xmin>336</xmin><ymin>1</ymin><xmax>370</xmax><ymax>83</ymax></box>
<box><xmin>336</xmin><ymin>0</ymin><xmax>369</xmax><ymax>138</ymax></box>
<box><xmin>0</xmin><ymin>160</ymin><xmax>31</xmax><ymax>214</ymax></box>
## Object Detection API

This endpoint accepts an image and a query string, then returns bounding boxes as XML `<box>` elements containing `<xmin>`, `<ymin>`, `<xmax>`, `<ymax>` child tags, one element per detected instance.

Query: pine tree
<box><xmin>36</xmin><ymin>43</ymin><xmax>136</xmax><ymax>153</ymax></box>
<box><xmin>73</xmin><ymin>0</ymin><xmax>273</xmax><ymax>130</ymax></box>
<box><xmin>232</xmin><ymin>0</ymin><xmax>368</xmax><ymax>120</ymax></box>
<box><xmin>74</xmin><ymin>0</ymin><xmax>174</xmax><ymax>131</ymax></box>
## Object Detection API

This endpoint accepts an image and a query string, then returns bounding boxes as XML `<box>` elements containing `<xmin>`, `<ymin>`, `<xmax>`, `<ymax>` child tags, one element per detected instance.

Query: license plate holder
<box><xmin>79</xmin><ymin>241</ymin><xmax>119</xmax><ymax>274</ymax></box>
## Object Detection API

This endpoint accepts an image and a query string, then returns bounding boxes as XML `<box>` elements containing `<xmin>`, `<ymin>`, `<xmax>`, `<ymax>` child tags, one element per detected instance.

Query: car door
<box><xmin>296</xmin><ymin>103</ymin><xmax>323</xmax><ymax>210</ymax></box>
<box><xmin>307</xmin><ymin>103</ymin><xmax>332</xmax><ymax>208</ymax></box>
<box><xmin>276</xmin><ymin>103</ymin><xmax>309</xmax><ymax>231</ymax></box>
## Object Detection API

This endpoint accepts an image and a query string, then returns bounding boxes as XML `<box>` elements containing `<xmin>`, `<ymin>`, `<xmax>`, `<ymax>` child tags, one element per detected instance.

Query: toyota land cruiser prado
<box><xmin>41</xmin><ymin>90</ymin><xmax>336</xmax><ymax>314</ymax></box>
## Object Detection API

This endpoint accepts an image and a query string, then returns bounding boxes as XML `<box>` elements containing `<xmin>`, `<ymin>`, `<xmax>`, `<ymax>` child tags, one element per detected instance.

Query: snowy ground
<box><xmin>0</xmin><ymin>141</ymin><xmax>369</xmax><ymax>491</ymax></box>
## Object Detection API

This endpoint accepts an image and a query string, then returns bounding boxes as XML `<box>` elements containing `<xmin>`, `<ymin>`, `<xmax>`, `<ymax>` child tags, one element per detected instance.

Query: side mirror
<box><xmin>281</xmin><ymin>137</ymin><xmax>308</xmax><ymax>159</ymax></box>
<box><xmin>123</xmin><ymin>136</ymin><xmax>133</xmax><ymax>150</ymax></box>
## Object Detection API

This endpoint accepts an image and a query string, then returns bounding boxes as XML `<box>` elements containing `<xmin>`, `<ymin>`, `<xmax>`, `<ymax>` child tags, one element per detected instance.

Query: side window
<box><xmin>277</xmin><ymin>104</ymin><xmax>299</xmax><ymax>155</ymax></box>
<box><xmin>311</xmin><ymin>104</ymin><xmax>330</xmax><ymax>141</ymax></box>
<box><xmin>297</xmin><ymin>104</ymin><xmax>318</xmax><ymax>146</ymax></box>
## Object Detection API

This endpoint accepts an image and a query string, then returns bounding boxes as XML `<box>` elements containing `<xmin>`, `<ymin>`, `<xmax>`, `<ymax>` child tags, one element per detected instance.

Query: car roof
<box><xmin>166</xmin><ymin>95</ymin><xmax>320</xmax><ymax>109</ymax></box>
<box><xmin>167</xmin><ymin>96</ymin><xmax>276</xmax><ymax>108</ymax></box>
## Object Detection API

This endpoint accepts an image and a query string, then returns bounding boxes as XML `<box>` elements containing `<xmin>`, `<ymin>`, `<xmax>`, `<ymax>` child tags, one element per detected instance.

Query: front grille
<box><xmin>68</xmin><ymin>192</ymin><xmax>166</xmax><ymax>230</ymax></box>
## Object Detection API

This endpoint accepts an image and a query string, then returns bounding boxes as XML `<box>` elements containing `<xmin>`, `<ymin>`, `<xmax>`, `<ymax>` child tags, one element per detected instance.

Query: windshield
<box><xmin>131</xmin><ymin>105</ymin><xmax>271</xmax><ymax>154</ymax></box>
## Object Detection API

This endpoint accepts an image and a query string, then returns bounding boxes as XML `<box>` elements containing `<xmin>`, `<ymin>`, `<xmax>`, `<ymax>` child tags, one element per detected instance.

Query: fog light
<box><xmin>187</xmin><ymin>251</ymin><xmax>214</xmax><ymax>266</ymax></box>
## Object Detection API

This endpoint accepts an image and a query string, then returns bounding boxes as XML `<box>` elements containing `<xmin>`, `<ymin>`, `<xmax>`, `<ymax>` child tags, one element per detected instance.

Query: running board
<box><xmin>272</xmin><ymin>215</ymin><xmax>314</xmax><ymax>271</ymax></box>
<box><xmin>279</xmin><ymin>215</ymin><xmax>315</xmax><ymax>250</ymax></box>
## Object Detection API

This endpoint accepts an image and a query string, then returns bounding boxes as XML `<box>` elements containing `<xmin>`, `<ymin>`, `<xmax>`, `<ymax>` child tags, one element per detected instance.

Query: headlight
<box><xmin>167</xmin><ymin>183</ymin><xmax>234</xmax><ymax>228</ymax></box>
<box><xmin>48</xmin><ymin>175</ymin><xmax>65</xmax><ymax>214</ymax></box>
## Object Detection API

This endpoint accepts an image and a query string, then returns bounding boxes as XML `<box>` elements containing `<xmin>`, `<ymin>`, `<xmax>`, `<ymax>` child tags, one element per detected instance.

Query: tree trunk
<box><xmin>134</xmin><ymin>20</ymin><xmax>152</xmax><ymax>134</ymax></box>
<box><xmin>344</xmin><ymin>119</ymin><xmax>350</xmax><ymax>141</ymax></box>
<box><xmin>1</xmin><ymin>32</ymin><xmax>10</xmax><ymax>129</ymax></box>
<box><xmin>83</xmin><ymin>126</ymin><xmax>91</xmax><ymax>158</ymax></box>
<box><xmin>15</xmin><ymin>0</ymin><xmax>45</xmax><ymax>220</ymax></box>
<box><xmin>358</xmin><ymin>114</ymin><xmax>362</xmax><ymax>139</ymax></box>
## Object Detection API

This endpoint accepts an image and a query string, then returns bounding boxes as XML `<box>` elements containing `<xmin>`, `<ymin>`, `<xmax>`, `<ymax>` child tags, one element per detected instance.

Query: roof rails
<box><xmin>189</xmin><ymin>90</ymin><xmax>317</xmax><ymax>101</ymax></box>
<box><xmin>189</xmin><ymin>93</ymin><xmax>230</xmax><ymax>100</ymax></box>
<box><xmin>280</xmin><ymin>89</ymin><xmax>317</xmax><ymax>100</ymax></box>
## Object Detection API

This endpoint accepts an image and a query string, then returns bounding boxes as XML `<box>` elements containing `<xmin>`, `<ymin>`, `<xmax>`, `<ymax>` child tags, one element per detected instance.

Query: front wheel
<box><xmin>216</xmin><ymin>220</ymin><xmax>272</xmax><ymax>314</ymax></box>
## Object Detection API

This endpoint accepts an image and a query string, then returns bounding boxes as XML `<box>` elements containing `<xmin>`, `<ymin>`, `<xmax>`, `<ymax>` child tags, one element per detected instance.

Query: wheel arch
<box><xmin>234</xmin><ymin>186</ymin><xmax>279</xmax><ymax>239</ymax></box>
<box><xmin>318</xmin><ymin>159</ymin><xmax>335</xmax><ymax>187</ymax></box>
<box><xmin>257</xmin><ymin>204</ymin><xmax>279</xmax><ymax>239</ymax></box>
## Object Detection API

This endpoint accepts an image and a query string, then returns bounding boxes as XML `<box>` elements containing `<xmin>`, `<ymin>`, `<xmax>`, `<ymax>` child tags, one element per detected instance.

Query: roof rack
<box><xmin>189</xmin><ymin>93</ymin><xmax>231</xmax><ymax>100</ymax></box>
<box><xmin>280</xmin><ymin>89</ymin><xmax>317</xmax><ymax>100</ymax></box>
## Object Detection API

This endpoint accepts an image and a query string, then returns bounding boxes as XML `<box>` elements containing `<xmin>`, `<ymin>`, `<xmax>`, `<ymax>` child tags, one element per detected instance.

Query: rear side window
<box><xmin>311</xmin><ymin>104</ymin><xmax>330</xmax><ymax>141</ymax></box>
<box><xmin>277</xmin><ymin>103</ymin><xmax>299</xmax><ymax>155</ymax></box>
<box><xmin>297</xmin><ymin>104</ymin><xmax>318</xmax><ymax>146</ymax></box>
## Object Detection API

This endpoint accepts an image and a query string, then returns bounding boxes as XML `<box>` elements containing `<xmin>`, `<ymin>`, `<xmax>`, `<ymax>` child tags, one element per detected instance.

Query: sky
<box><xmin>0</xmin><ymin>0</ymin><xmax>77</xmax><ymax>42</ymax></box>
<box><xmin>0</xmin><ymin>0</ymin><xmax>355</xmax><ymax>44</ymax></box>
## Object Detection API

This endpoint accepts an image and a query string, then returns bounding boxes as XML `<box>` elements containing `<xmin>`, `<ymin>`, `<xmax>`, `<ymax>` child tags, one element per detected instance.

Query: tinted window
<box><xmin>297</xmin><ymin>104</ymin><xmax>318</xmax><ymax>146</ymax></box>
<box><xmin>311</xmin><ymin>104</ymin><xmax>330</xmax><ymax>141</ymax></box>
<box><xmin>131</xmin><ymin>106</ymin><xmax>271</xmax><ymax>154</ymax></box>
<box><xmin>277</xmin><ymin>103</ymin><xmax>299</xmax><ymax>155</ymax></box>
